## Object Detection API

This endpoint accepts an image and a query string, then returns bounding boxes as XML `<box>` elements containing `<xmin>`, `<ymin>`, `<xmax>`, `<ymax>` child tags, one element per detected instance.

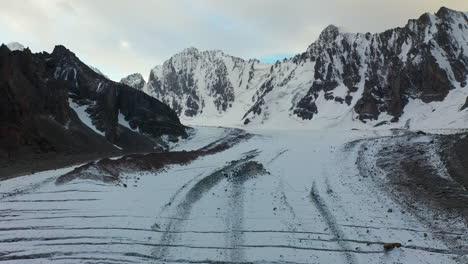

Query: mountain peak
<box><xmin>436</xmin><ymin>6</ymin><xmax>456</xmax><ymax>17</ymax></box>
<box><xmin>52</xmin><ymin>45</ymin><xmax>76</xmax><ymax>58</ymax></box>
<box><xmin>6</xmin><ymin>42</ymin><xmax>25</xmax><ymax>51</ymax></box>
<box><xmin>436</xmin><ymin>6</ymin><xmax>466</xmax><ymax>20</ymax></box>
<box><xmin>121</xmin><ymin>73</ymin><xmax>146</xmax><ymax>90</ymax></box>
<box><xmin>181</xmin><ymin>47</ymin><xmax>199</xmax><ymax>55</ymax></box>
<box><xmin>176</xmin><ymin>47</ymin><xmax>229</xmax><ymax>58</ymax></box>
<box><xmin>318</xmin><ymin>24</ymin><xmax>341</xmax><ymax>42</ymax></box>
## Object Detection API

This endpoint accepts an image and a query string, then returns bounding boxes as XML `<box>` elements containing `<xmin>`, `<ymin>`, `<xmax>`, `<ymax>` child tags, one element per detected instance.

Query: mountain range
<box><xmin>124</xmin><ymin>7</ymin><xmax>467</xmax><ymax>129</ymax></box>
<box><xmin>2</xmin><ymin>6</ymin><xmax>467</xmax><ymax>177</ymax></box>
<box><xmin>1</xmin><ymin>6</ymin><xmax>468</xmax><ymax>263</ymax></box>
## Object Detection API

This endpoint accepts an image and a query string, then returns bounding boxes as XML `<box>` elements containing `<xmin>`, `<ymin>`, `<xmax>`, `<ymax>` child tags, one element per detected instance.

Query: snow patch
<box><xmin>69</xmin><ymin>98</ymin><xmax>105</xmax><ymax>136</ymax></box>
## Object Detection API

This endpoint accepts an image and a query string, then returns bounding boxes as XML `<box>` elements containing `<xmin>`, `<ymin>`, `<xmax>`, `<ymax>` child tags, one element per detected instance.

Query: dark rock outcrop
<box><xmin>0</xmin><ymin>44</ymin><xmax>186</xmax><ymax>179</ymax></box>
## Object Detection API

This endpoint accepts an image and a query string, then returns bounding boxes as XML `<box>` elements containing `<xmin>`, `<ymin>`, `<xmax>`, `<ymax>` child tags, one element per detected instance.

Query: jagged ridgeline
<box><xmin>124</xmin><ymin>7</ymin><xmax>467</xmax><ymax>128</ymax></box>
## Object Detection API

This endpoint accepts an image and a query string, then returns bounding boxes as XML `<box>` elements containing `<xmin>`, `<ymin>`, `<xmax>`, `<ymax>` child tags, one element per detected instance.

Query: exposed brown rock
<box><xmin>384</xmin><ymin>242</ymin><xmax>402</xmax><ymax>251</ymax></box>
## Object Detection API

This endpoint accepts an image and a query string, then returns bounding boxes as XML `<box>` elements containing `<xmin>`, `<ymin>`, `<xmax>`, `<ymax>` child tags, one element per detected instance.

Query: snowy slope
<box><xmin>146</xmin><ymin>7</ymin><xmax>467</xmax><ymax>130</ymax></box>
<box><xmin>0</xmin><ymin>127</ymin><xmax>466</xmax><ymax>263</ymax></box>
<box><xmin>69</xmin><ymin>98</ymin><xmax>106</xmax><ymax>136</ymax></box>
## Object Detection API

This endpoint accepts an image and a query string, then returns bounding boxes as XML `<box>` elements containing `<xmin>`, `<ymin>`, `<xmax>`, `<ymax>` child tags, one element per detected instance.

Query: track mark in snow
<box><xmin>0</xmin><ymin>214</ymin><xmax>148</xmax><ymax>222</ymax></box>
<box><xmin>0</xmin><ymin>251</ymin><xmax>147</xmax><ymax>262</ymax></box>
<box><xmin>309</xmin><ymin>183</ymin><xmax>358</xmax><ymax>264</ymax></box>
<box><xmin>239</xmin><ymin>244</ymin><xmax>381</xmax><ymax>254</ymax></box>
<box><xmin>1</xmin><ymin>198</ymin><xmax>99</xmax><ymax>203</ymax></box>
<box><xmin>268</xmin><ymin>149</ymin><xmax>289</xmax><ymax>164</ymax></box>
<box><xmin>159</xmin><ymin>172</ymin><xmax>206</xmax><ymax>214</ymax></box>
<box><xmin>0</xmin><ymin>225</ymin><xmax>332</xmax><ymax>236</ymax></box>
<box><xmin>225</xmin><ymin>159</ymin><xmax>268</xmax><ymax>262</ymax></box>
<box><xmin>152</xmin><ymin>150</ymin><xmax>264</xmax><ymax>261</ymax></box>
<box><xmin>0</xmin><ymin>177</ymin><xmax>57</xmax><ymax>200</ymax></box>
<box><xmin>339</xmin><ymin>223</ymin><xmax>465</xmax><ymax>236</ymax></box>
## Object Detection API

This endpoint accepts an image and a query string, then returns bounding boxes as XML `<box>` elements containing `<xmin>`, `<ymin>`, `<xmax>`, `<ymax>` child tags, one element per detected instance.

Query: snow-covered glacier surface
<box><xmin>1</xmin><ymin>127</ymin><xmax>466</xmax><ymax>263</ymax></box>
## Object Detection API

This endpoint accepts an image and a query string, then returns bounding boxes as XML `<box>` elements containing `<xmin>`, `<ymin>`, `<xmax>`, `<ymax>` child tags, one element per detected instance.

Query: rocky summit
<box><xmin>120</xmin><ymin>73</ymin><xmax>146</xmax><ymax>91</ymax></box>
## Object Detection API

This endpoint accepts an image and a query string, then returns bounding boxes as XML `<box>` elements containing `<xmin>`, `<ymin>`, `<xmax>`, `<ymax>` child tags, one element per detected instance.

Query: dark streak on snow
<box><xmin>152</xmin><ymin>150</ymin><xmax>267</xmax><ymax>261</ymax></box>
<box><xmin>309</xmin><ymin>183</ymin><xmax>358</xmax><ymax>264</ymax></box>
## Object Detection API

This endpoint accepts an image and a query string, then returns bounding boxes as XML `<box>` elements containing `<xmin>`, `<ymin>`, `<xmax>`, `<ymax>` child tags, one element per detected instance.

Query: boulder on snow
<box><xmin>384</xmin><ymin>242</ymin><xmax>402</xmax><ymax>251</ymax></box>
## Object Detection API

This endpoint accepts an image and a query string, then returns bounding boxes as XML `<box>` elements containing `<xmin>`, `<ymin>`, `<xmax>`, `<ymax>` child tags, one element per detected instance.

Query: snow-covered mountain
<box><xmin>6</xmin><ymin>42</ymin><xmax>25</xmax><ymax>51</ymax></box>
<box><xmin>144</xmin><ymin>47</ymin><xmax>271</xmax><ymax>124</ymax></box>
<box><xmin>121</xmin><ymin>73</ymin><xmax>146</xmax><ymax>90</ymax></box>
<box><xmin>144</xmin><ymin>7</ymin><xmax>467</xmax><ymax>129</ymax></box>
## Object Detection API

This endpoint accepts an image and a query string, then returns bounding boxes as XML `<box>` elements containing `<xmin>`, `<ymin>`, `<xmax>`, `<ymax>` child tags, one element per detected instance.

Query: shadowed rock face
<box><xmin>50</xmin><ymin>45</ymin><xmax>186</xmax><ymax>141</ymax></box>
<box><xmin>0</xmin><ymin>44</ymin><xmax>186</xmax><ymax>178</ymax></box>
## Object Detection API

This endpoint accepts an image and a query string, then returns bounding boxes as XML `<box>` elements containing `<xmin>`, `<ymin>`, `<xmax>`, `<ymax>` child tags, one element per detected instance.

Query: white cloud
<box><xmin>0</xmin><ymin>0</ymin><xmax>466</xmax><ymax>81</ymax></box>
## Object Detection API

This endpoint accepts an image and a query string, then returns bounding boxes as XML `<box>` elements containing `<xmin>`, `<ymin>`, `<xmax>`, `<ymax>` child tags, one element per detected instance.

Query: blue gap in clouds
<box><xmin>258</xmin><ymin>54</ymin><xmax>294</xmax><ymax>64</ymax></box>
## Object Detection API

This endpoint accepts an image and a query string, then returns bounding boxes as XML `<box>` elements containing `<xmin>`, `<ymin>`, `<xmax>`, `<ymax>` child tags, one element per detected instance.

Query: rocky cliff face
<box><xmin>145</xmin><ymin>7</ymin><xmax>467</xmax><ymax>128</ymax></box>
<box><xmin>289</xmin><ymin>7</ymin><xmax>467</xmax><ymax>122</ymax></box>
<box><xmin>0</xmin><ymin>44</ymin><xmax>186</xmax><ymax>170</ymax></box>
<box><xmin>145</xmin><ymin>47</ymin><xmax>270</xmax><ymax>121</ymax></box>
<box><xmin>121</xmin><ymin>73</ymin><xmax>146</xmax><ymax>90</ymax></box>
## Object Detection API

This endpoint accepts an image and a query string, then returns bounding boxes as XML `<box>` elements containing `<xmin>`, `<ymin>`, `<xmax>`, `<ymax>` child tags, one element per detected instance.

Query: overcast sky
<box><xmin>1</xmin><ymin>0</ymin><xmax>467</xmax><ymax>81</ymax></box>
